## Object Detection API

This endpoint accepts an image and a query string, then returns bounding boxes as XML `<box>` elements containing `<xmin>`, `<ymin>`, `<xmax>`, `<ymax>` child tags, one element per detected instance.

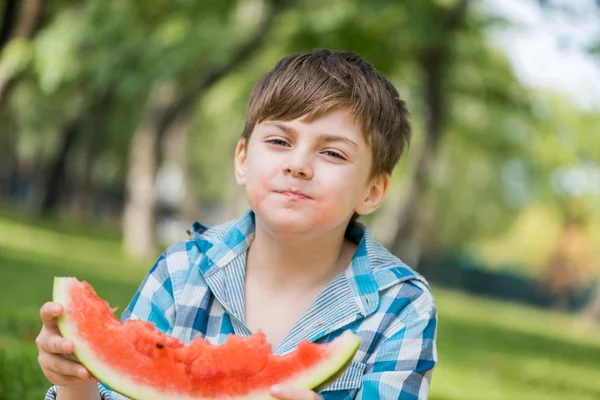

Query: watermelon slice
<box><xmin>53</xmin><ymin>277</ymin><xmax>361</xmax><ymax>400</ymax></box>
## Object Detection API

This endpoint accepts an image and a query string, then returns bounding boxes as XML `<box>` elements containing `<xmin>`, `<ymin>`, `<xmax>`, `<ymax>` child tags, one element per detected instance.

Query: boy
<box><xmin>37</xmin><ymin>49</ymin><xmax>437</xmax><ymax>400</ymax></box>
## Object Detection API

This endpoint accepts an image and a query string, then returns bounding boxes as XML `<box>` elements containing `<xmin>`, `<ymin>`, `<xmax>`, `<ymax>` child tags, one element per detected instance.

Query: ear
<box><xmin>234</xmin><ymin>138</ymin><xmax>247</xmax><ymax>186</ymax></box>
<box><xmin>354</xmin><ymin>173</ymin><xmax>390</xmax><ymax>216</ymax></box>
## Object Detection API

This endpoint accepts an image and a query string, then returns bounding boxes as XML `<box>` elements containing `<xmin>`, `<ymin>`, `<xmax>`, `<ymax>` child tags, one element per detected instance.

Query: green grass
<box><xmin>431</xmin><ymin>291</ymin><xmax>600</xmax><ymax>400</ymax></box>
<box><xmin>0</xmin><ymin>213</ymin><xmax>599</xmax><ymax>400</ymax></box>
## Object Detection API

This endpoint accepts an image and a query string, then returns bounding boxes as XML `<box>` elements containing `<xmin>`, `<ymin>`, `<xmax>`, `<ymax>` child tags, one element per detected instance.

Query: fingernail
<box><xmin>51</xmin><ymin>304</ymin><xmax>61</xmax><ymax>314</ymax></box>
<box><xmin>77</xmin><ymin>368</ymin><xmax>88</xmax><ymax>378</ymax></box>
<box><xmin>61</xmin><ymin>341</ymin><xmax>70</xmax><ymax>352</ymax></box>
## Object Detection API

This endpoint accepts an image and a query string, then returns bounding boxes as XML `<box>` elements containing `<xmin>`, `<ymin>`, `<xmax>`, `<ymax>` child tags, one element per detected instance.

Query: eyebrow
<box><xmin>263</xmin><ymin>121</ymin><xmax>359</xmax><ymax>149</ymax></box>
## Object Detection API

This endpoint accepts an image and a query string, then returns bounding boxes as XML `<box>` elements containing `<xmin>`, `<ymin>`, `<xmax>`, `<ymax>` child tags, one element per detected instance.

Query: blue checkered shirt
<box><xmin>46</xmin><ymin>209</ymin><xmax>437</xmax><ymax>399</ymax></box>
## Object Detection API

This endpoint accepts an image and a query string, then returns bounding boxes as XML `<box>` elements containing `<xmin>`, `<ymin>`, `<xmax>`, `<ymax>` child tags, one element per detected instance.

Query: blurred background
<box><xmin>0</xmin><ymin>0</ymin><xmax>599</xmax><ymax>399</ymax></box>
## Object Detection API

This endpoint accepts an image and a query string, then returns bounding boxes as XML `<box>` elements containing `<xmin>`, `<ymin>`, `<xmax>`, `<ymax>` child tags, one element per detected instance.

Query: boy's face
<box><xmin>234</xmin><ymin>108</ymin><xmax>389</xmax><ymax>238</ymax></box>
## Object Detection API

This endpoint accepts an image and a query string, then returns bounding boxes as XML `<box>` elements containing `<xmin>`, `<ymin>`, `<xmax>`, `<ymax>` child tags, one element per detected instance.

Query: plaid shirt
<box><xmin>46</xmin><ymin>209</ymin><xmax>437</xmax><ymax>400</ymax></box>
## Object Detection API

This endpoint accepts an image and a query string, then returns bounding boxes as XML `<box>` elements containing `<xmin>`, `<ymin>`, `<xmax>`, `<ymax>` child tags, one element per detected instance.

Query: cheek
<box><xmin>319</xmin><ymin>175</ymin><xmax>361</xmax><ymax>210</ymax></box>
<box><xmin>244</xmin><ymin>157</ymin><xmax>274</xmax><ymax>198</ymax></box>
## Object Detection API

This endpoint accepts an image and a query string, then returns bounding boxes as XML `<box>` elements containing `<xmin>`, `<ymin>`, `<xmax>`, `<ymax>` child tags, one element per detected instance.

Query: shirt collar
<box><xmin>190</xmin><ymin>209</ymin><xmax>403</xmax><ymax>318</ymax></box>
<box><xmin>344</xmin><ymin>221</ymin><xmax>381</xmax><ymax>317</ymax></box>
<box><xmin>189</xmin><ymin>209</ymin><xmax>255</xmax><ymax>276</ymax></box>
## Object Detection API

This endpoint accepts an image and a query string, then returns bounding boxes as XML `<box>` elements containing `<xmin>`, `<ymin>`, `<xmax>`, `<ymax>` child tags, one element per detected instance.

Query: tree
<box><xmin>534</xmin><ymin>0</ymin><xmax>600</xmax><ymax>318</ymax></box>
<box><xmin>389</xmin><ymin>0</ymin><xmax>472</xmax><ymax>264</ymax></box>
<box><xmin>122</xmin><ymin>0</ymin><xmax>288</xmax><ymax>258</ymax></box>
<box><xmin>0</xmin><ymin>0</ymin><xmax>45</xmax><ymax>103</ymax></box>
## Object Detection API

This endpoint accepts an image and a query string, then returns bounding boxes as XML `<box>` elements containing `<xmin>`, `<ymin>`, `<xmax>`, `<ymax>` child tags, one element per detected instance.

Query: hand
<box><xmin>269</xmin><ymin>385</ymin><xmax>323</xmax><ymax>400</ymax></box>
<box><xmin>35</xmin><ymin>301</ymin><xmax>98</xmax><ymax>388</ymax></box>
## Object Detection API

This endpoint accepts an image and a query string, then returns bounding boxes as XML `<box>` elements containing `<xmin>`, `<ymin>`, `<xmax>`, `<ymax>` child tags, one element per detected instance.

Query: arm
<box><xmin>119</xmin><ymin>251</ymin><xmax>176</xmax><ymax>331</ymax></box>
<box><xmin>358</xmin><ymin>289</ymin><xmax>438</xmax><ymax>399</ymax></box>
<box><xmin>47</xmin><ymin>384</ymin><xmax>126</xmax><ymax>400</ymax></box>
<box><xmin>55</xmin><ymin>384</ymin><xmax>101</xmax><ymax>400</ymax></box>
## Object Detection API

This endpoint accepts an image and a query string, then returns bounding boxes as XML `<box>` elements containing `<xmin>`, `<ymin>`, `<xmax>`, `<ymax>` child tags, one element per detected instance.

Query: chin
<box><xmin>256</xmin><ymin>208</ymin><xmax>351</xmax><ymax>242</ymax></box>
<box><xmin>265</xmin><ymin>209</ymin><xmax>313</xmax><ymax>231</ymax></box>
<box><xmin>251</xmin><ymin>204</ymin><xmax>316</xmax><ymax>235</ymax></box>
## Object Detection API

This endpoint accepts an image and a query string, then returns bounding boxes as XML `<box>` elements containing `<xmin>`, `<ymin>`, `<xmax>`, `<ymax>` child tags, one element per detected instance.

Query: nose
<box><xmin>282</xmin><ymin>153</ymin><xmax>313</xmax><ymax>179</ymax></box>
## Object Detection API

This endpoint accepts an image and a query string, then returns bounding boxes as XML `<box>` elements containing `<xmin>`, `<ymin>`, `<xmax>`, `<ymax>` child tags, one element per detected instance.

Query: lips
<box><xmin>276</xmin><ymin>189</ymin><xmax>312</xmax><ymax>200</ymax></box>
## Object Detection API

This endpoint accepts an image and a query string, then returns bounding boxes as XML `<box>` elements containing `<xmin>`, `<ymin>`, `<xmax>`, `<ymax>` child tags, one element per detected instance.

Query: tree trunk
<box><xmin>582</xmin><ymin>289</ymin><xmax>600</xmax><ymax>321</ymax></box>
<box><xmin>0</xmin><ymin>0</ymin><xmax>43</xmax><ymax>205</ymax></box>
<box><xmin>6</xmin><ymin>0</ymin><xmax>44</xmax><ymax>39</ymax></box>
<box><xmin>0</xmin><ymin>113</ymin><xmax>17</xmax><ymax>199</ymax></box>
<box><xmin>70</xmin><ymin>94</ymin><xmax>111</xmax><ymax>219</ymax></box>
<box><xmin>123</xmin><ymin>82</ymin><xmax>179</xmax><ymax>259</ymax></box>
<box><xmin>390</xmin><ymin>0</ymin><xmax>470</xmax><ymax>266</ymax></box>
<box><xmin>122</xmin><ymin>1</ymin><xmax>285</xmax><ymax>258</ymax></box>
<box><xmin>0</xmin><ymin>0</ymin><xmax>45</xmax><ymax>103</ymax></box>
<box><xmin>390</xmin><ymin>49</ymin><xmax>445</xmax><ymax>265</ymax></box>
<box><xmin>0</xmin><ymin>0</ymin><xmax>19</xmax><ymax>50</ymax></box>
<box><xmin>39</xmin><ymin>117</ymin><xmax>81</xmax><ymax>215</ymax></box>
<box><xmin>160</xmin><ymin>112</ymin><xmax>196</xmax><ymax>220</ymax></box>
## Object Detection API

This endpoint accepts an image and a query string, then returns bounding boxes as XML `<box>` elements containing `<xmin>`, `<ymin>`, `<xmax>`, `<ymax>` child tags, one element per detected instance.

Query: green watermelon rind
<box><xmin>54</xmin><ymin>277</ymin><xmax>165</xmax><ymax>400</ymax></box>
<box><xmin>53</xmin><ymin>277</ymin><xmax>361</xmax><ymax>400</ymax></box>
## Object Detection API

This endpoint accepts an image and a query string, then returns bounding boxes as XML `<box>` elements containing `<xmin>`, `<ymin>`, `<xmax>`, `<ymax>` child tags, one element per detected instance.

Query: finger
<box><xmin>269</xmin><ymin>385</ymin><xmax>322</xmax><ymax>400</ymax></box>
<box><xmin>37</xmin><ymin>334</ymin><xmax>73</xmax><ymax>354</ymax></box>
<box><xmin>61</xmin><ymin>352</ymin><xmax>98</xmax><ymax>383</ymax></box>
<box><xmin>43</xmin><ymin>370</ymin><xmax>90</xmax><ymax>386</ymax></box>
<box><xmin>41</xmin><ymin>353</ymin><xmax>89</xmax><ymax>380</ymax></box>
<box><xmin>44</xmin><ymin>370</ymin><xmax>99</xmax><ymax>386</ymax></box>
<box><xmin>40</xmin><ymin>302</ymin><xmax>63</xmax><ymax>327</ymax></box>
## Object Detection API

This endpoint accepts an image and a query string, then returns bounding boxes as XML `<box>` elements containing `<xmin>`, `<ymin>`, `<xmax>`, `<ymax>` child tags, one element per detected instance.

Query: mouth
<box><xmin>276</xmin><ymin>189</ymin><xmax>312</xmax><ymax>200</ymax></box>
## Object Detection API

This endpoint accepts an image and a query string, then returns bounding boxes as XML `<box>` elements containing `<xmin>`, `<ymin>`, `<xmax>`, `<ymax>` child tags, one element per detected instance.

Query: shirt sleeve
<box><xmin>357</xmin><ymin>288</ymin><xmax>438</xmax><ymax>400</ymax></box>
<box><xmin>119</xmin><ymin>251</ymin><xmax>176</xmax><ymax>332</ymax></box>
<box><xmin>44</xmin><ymin>251</ymin><xmax>176</xmax><ymax>400</ymax></box>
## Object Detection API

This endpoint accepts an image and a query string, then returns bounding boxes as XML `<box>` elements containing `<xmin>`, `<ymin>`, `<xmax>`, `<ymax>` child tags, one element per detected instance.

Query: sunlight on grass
<box><xmin>0</xmin><ymin>217</ymin><xmax>156</xmax><ymax>273</ymax></box>
<box><xmin>0</xmin><ymin>216</ymin><xmax>155</xmax><ymax>340</ymax></box>
<box><xmin>431</xmin><ymin>287</ymin><xmax>600</xmax><ymax>400</ymax></box>
<box><xmin>433</xmin><ymin>286</ymin><xmax>600</xmax><ymax>345</ymax></box>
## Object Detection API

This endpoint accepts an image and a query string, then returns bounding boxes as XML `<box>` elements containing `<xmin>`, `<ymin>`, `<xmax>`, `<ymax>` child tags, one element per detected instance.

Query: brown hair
<box><xmin>241</xmin><ymin>49</ymin><xmax>411</xmax><ymax>178</ymax></box>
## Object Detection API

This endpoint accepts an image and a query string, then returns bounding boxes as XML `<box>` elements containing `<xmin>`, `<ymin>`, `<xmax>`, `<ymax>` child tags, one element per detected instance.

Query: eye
<box><xmin>266</xmin><ymin>138</ymin><xmax>290</xmax><ymax>147</ymax></box>
<box><xmin>323</xmin><ymin>150</ymin><xmax>347</xmax><ymax>160</ymax></box>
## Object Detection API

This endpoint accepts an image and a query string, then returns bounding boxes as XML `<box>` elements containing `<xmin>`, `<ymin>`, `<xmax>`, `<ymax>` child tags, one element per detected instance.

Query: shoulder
<box><xmin>186</xmin><ymin>218</ymin><xmax>241</xmax><ymax>246</ymax></box>
<box><xmin>150</xmin><ymin>216</ymin><xmax>242</xmax><ymax>282</ymax></box>
<box><xmin>361</xmin><ymin>241</ymin><xmax>437</xmax><ymax>350</ymax></box>
<box><xmin>352</xmin><ymin>237</ymin><xmax>438</xmax><ymax>369</ymax></box>
<box><xmin>364</xmin><ymin>234</ymin><xmax>436</xmax><ymax>322</ymax></box>
<box><xmin>367</xmin><ymin>235</ymin><xmax>432</xmax><ymax>293</ymax></box>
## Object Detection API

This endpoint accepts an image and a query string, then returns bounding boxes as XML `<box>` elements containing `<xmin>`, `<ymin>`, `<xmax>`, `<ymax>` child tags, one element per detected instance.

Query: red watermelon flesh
<box><xmin>53</xmin><ymin>277</ymin><xmax>361</xmax><ymax>400</ymax></box>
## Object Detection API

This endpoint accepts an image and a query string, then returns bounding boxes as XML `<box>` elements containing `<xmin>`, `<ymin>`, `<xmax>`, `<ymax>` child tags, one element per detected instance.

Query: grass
<box><xmin>0</xmin><ymin>213</ymin><xmax>599</xmax><ymax>399</ymax></box>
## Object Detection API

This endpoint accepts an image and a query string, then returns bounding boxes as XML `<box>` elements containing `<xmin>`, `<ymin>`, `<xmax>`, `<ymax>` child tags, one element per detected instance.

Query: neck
<box><xmin>246</xmin><ymin>218</ymin><xmax>354</xmax><ymax>292</ymax></box>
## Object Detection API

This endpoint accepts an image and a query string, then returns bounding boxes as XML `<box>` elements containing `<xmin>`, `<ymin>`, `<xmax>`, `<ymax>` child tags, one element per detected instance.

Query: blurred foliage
<box><xmin>0</xmin><ymin>0</ymin><xmax>597</xmax><ymax>277</ymax></box>
<box><xmin>1</xmin><ymin>1</ymin><xmax>599</xmax><ymax>397</ymax></box>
